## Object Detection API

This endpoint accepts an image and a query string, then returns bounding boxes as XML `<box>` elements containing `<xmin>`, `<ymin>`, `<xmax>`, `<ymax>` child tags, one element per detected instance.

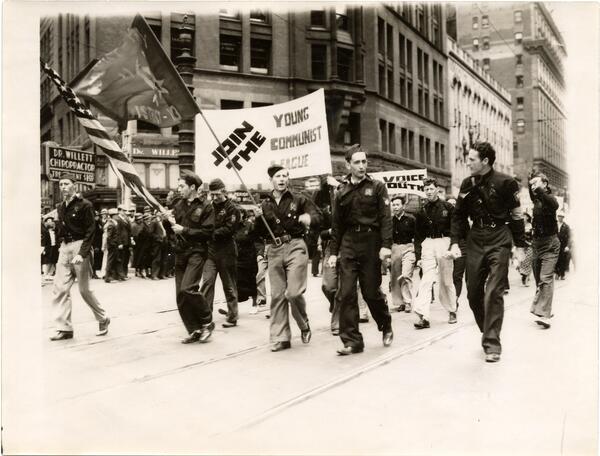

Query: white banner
<box><xmin>371</xmin><ymin>169</ymin><xmax>428</xmax><ymax>197</ymax></box>
<box><xmin>195</xmin><ymin>89</ymin><xmax>331</xmax><ymax>189</ymax></box>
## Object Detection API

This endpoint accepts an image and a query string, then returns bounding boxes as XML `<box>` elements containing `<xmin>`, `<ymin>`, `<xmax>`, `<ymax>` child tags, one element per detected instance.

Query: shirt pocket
<box><xmin>359</xmin><ymin>194</ymin><xmax>378</xmax><ymax>218</ymax></box>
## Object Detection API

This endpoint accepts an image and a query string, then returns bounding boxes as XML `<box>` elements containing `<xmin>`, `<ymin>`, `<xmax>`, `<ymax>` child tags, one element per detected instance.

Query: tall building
<box><xmin>451</xmin><ymin>2</ymin><xmax>567</xmax><ymax>193</ymax></box>
<box><xmin>40</xmin><ymin>4</ymin><xmax>452</xmax><ymax>210</ymax></box>
<box><xmin>447</xmin><ymin>37</ymin><xmax>513</xmax><ymax>195</ymax></box>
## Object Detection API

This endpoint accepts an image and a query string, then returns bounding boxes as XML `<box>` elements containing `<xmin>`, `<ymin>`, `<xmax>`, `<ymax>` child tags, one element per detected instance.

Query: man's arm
<box><xmin>183</xmin><ymin>204</ymin><xmax>215</xmax><ymax>241</ymax></box>
<box><xmin>506</xmin><ymin>179</ymin><xmax>526</xmax><ymax>247</ymax></box>
<box><xmin>213</xmin><ymin>203</ymin><xmax>241</xmax><ymax>241</ymax></box>
<box><xmin>377</xmin><ymin>183</ymin><xmax>392</xmax><ymax>250</ymax></box>
<box><xmin>78</xmin><ymin>202</ymin><xmax>97</xmax><ymax>258</ymax></box>
<box><xmin>329</xmin><ymin>193</ymin><xmax>342</xmax><ymax>256</ymax></box>
<box><xmin>450</xmin><ymin>180</ymin><xmax>471</xmax><ymax>246</ymax></box>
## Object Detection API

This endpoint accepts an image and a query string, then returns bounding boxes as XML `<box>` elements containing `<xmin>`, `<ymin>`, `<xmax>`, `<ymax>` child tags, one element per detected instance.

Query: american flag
<box><xmin>41</xmin><ymin>60</ymin><xmax>166</xmax><ymax>212</ymax></box>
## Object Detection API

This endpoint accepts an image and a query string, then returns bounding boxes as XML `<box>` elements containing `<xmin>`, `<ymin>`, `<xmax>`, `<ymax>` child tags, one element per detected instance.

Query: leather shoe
<box><xmin>218</xmin><ymin>308</ymin><xmax>229</xmax><ymax>316</ymax></box>
<box><xmin>485</xmin><ymin>353</ymin><xmax>501</xmax><ymax>363</ymax></box>
<box><xmin>181</xmin><ymin>330</ymin><xmax>202</xmax><ymax>344</ymax></box>
<box><xmin>382</xmin><ymin>329</ymin><xmax>393</xmax><ymax>347</ymax></box>
<box><xmin>271</xmin><ymin>341</ymin><xmax>291</xmax><ymax>352</ymax></box>
<box><xmin>331</xmin><ymin>328</ymin><xmax>340</xmax><ymax>336</ymax></box>
<box><xmin>404</xmin><ymin>304</ymin><xmax>412</xmax><ymax>313</ymax></box>
<box><xmin>198</xmin><ymin>324</ymin><xmax>213</xmax><ymax>343</ymax></box>
<box><xmin>414</xmin><ymin>318</ymin><xmax>430</xmax><ymax>329</ymax></box>
<box><xmin>397</xmin><ymin>304</ymin><xmax>406</xmax><ymax>312</ymax></box>
<box><xmin>222</xmin><ymin>320</ymin><xmax>237</xmax><ymax>328</ymax></box>
<box><xmin>96</xmin><ymin>317</ymin><xmax>111</xmax><ymax>336</ymax></box>
<box><xmin>337</xmin><ymin>345</ymin><xmax>364</xmax><ymax>356</ymax></box>
<box><xmin>50</xmin><ymin>331</ymin><xmax>73</xmax><ymax>341</ymax></box>
<box><xmin>448</xmin><ymin>312</ymin><xmax>457</xmax><ymax>324</ymax></box>
<box><xmin>301</xmin><ymin>325</ymin><xmax>311</xmax><ymax>344</ymax></box>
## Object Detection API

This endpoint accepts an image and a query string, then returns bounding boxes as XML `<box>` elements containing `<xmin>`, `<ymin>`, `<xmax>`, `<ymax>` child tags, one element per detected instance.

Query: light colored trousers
<box><xmin>266</xmin><ymin>238</ymin><xmax>310</xmax><ymax>343</ymax></box>
<box><xmin>52</xmin><ymin>240</ymin><xmax>107</xmax><ymax>332</ymax></box>
<box><xmin>256</xmin><ymin>255</ymin><xmax>268</xmax><ymax>303</ymax></box>
<box><xmin>413</xmin><ymin>237</ymin><xmax>457</xmax><ymax>320</ymax></box>
<box><xmin>390</xmin><ymin>243</ymin><xmax>416</xmax><ymax>307</ymax></box>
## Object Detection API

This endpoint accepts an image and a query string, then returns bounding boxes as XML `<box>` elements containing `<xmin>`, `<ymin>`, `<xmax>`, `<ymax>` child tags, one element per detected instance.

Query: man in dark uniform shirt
<box><xmin>413</xmin><ymin>178</ymin><xmax>458</xmax><ymax>328</ymax></box>
<box><xmin>389</xmin><ymin>195</ymin><xmax>417</xmax><ymax>313</ymax></box>
<box><xmin>328</xmin><ymin>145</ymin><xmax>394</xmax><ymax>355</ymax></box>
<box><xmin>164</xmin><ymin>170</ymin><xmax>215</xmax><ymax>344</ymax></box>
<box><xmin>528</xmin><ymin>172</ymin><xmax>560</xmax><ymax>329</ymax></box>
<box><xmin>450</xmin><ymin>142</ymin><xmax>526</xmax><ymax>362</ymax></box>
<box><xmin>254</xmin><ymin>164</ymin><xmax>321</xmax><ymax>352</ymax></box>
<box><xmin>200</xmin><ymin>178</ymin><xmax>241</xmax><ymax>328</ymax></box>
<box><xmin>50</xmin><ymin>172</ymin><xmax>110</xmax><ymax>340</ymax></box>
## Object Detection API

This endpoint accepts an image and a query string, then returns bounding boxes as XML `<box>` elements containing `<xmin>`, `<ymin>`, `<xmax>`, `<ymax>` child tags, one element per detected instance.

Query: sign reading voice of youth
<box><xmin>195</xmin><ymin>89</ymin><xmax>331</xmax><ymax>189</ymax></box>
<box><xmin>370</xmin><ymin>169</ymin><xmax>428</xmax><ymax>197</ymax></box>
<box><xmin>46</xmin><ymin>145</ymin><xmax>96</xmax><ymax>185</ymax></box>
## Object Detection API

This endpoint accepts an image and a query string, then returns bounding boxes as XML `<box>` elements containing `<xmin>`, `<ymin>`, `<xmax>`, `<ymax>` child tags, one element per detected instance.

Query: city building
<box><xmin>447</xmin><ymin>37</ymin><xmax>513</xmax><ymax>195</ymax></box>
<box><xmin>40</xmin><ymin>4</ymin><xmax>452</xmax><ymax>211</ymax></box>
<box><xmin>450</xmin><ymin>2</ymin><xmax>567</xmax><ymax>193</ymax></box>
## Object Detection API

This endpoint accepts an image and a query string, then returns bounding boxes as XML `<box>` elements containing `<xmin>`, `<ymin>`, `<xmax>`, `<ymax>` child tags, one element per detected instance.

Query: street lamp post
<box><xmin>175</xmin><ymin>15</ymin><xmax>196</xmax><ymax>174</ymax></box>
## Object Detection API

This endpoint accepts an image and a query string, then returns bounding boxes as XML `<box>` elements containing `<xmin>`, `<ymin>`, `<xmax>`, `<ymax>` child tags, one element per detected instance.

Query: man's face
<box><xmin>59</xmin><ymin>179</ymin><xmax>76</xmax><ymax>198</ymax></box>
<box><xmin>424</xmin><ymin>184</ymin><xmax>438</xmax><ymax>201</ymax></box>
<box><xmin>529</xmin><ymin>176</ymin><xmax>548</xmax><ymax>191</ymax></box>
<box><xmin>178</xmin><ymin>179</ymin><xmax>194</xmax><ymax>199</ymax></box>
<box><xmin>45</xmin><ymin>218</ymin><xmax>55</xmax><ymax>228</ymax></box>
<box><xmin>210</xmin><ymin>189</ymin><xmax>226</xmax><ymax>203</ymax></box>
<box><xmin>557</xmin><ymin>215</ymin><xmax>564</xmax><ymax>223</ymax></box>
<box><xmin>347</xmin><ymin>152</ymin><xmax>367</xmax><ymax>179</ymax></box>
<box><xmin>391</xmin><ymin>198</ymin><xmax>403</xmax><ymax>215</ymax></box>
<box><xmin>271</xmin><ymin>169</ymin><xmax>289</xmax><ymax>192</ymax></box>
<box><xmin>467</xmin><ymin>149</ymin><xmax>487</xmax><ymax>176</ymax></box>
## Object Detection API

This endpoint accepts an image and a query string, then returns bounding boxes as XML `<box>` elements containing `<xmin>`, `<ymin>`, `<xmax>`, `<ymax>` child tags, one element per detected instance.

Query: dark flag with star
<box><xmin>72</xmin><ymin>14</ymin><xmax>199</xmax><ymax>129</ymax></box>
<box><xmin>41</xmin><ymin>60</ymin><xmax>166</xmax><ymax>212</ymax></box>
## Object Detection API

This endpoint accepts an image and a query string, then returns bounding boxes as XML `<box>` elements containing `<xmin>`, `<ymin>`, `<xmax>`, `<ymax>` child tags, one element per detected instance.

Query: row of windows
<box><xmin>57</xmin><ymin>111</ymin><xmax>83</xmax><ymax>146</ymax></box>
<box><xmin>379</xmin><ymin>119</ymin><xmax>446</xmax><ymax>168</ymax></box>
<box><xmin>472</xmin><ymin>10</ymin><xmax>522</xmax><ymax>30</ymax></box>
<box><xmin>55</xmin><ymin>14</ymin><xmax>91</xmax><ymax>83</ymax></box>
<box><xmin>472</xmin><ymin>32</ymin><xmax>522</xmax><ymax>51</ymax></box>
<box><xmin>387</xmin><ymin>3</ymin><xmax>443</xmax><ymax>48</ymax></box>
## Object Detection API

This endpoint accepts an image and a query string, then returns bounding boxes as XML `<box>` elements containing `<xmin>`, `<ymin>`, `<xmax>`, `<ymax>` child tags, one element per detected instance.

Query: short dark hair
<box><xmin>423</xmin><ymin>178</ymin><xmax>438</xmax><ymax>188</ymax></box>
<box><xmin>530</xmin><ymin>171</ymin><xmax>549</xmax><ymax>184</ymax></box>
<box><xmin>179</xmin><ymin>170</ymin><xmax>203</xmax><ymax>189</ymax></box>
<box><xmin>473</xmin><ymin>142</ymin><xmax>496</xmax><ymax>166</ymax></box>
<box><xmin>344</xmin><ymin>144</ymin><xmax>363</xmax><ymax>162</ymax></box>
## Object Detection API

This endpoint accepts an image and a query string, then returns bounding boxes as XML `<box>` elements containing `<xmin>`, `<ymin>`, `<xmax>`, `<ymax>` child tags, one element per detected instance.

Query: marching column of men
<box><xmin>47</xmin><ymin>142</ymin><xmax>570</xmax><ymax>365</ymax></box>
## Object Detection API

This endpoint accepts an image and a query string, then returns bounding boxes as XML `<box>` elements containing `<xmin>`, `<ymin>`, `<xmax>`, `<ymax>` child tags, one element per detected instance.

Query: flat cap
<box><xmin>208</xmin><ymin>178</ymin><xmax>226</xmax><ymax>191</ymax></box>
<box><xmin>267</xmin><ymin>164</ymin><xmax>285</xmax><ymax>178</ymax></box>
<box><xmin>59</xmin><ymin>172</ymin><xmax>77</xmax><ymax>183</ymax></box>
<box><xmin>108</xmin><ymin>208</ymin><xmax>118</xmax><ymax>215</ymax></box>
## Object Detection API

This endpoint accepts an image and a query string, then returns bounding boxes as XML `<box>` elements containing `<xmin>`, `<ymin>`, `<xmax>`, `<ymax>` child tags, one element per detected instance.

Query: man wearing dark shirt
<box><xmin>390</xmin><ymin>195</ymin><xmax>417</xmax><ymax>313</ymax></box>
<box><xmin>328</xmin><ymin>145</ymin><xmax>394</xmax><ymax>355</ymax></box>
<box><xmin>528</xmin><ymin>172</ymin><xmax>560</xmax><ymax>329</ymax></box>
<box><xmin>50</xmin><ymin>172</ymin><xmax>110</xmax><ymax>341</ymax></box>
<box><xmin>255</xmin><ymin>165</ymin><xmax>320</xmax><ymax>352</ymax></box>
<box><xmin>413</xmin><ymin>178</ymin><xmax>458</xmax><ymax>328</ymax></box>
<box><xmin>200</xmin><ymin>178</ymin><xmax>241</xmax><ymax>328</ymax></box>
<box><xmin>450</xmin><ymin>142</ymin><xmax>526</xmax><ymax>362</ymax></box>
<box><xmin>165</xmin><ymin>170</ymin><xmax>215</xmax><ymax>344</ymax></box>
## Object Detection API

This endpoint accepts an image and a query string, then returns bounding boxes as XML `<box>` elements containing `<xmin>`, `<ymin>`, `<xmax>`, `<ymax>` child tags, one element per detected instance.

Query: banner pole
<box><xmin>197</xmin><ymin>108</ymin><xmax>279</xmax><ymax>243</ymax></box>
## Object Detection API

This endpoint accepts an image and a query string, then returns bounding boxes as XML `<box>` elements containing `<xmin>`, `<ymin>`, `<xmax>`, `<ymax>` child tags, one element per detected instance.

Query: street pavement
<box><xmin>3</xmin><ymin>266</ymin><xmax>596</xmax><ymax>455</ymax></box>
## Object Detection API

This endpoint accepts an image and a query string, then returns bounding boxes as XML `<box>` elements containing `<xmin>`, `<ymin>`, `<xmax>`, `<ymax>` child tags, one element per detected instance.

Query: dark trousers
<box><xmin>555</xmin><ymin>247</ymin><xmax>570</xmax><ymax>277</ymax></box>
<box><xmin>120</xmin><ymin>246</ymin><xmax>131</xmax><ymax>278</ymax></box>
<box><xmin>175</xmin><ymin>251</ymin><xmax>212</xmax><ymax>334</ymax></box>
<box><xmin>200</xmin><ymin>242</ymin><xmax>239</xmax><ymax>322</ymax></box>
<box><xmin>150</xmin><ymin>241</ymin><xmax>163</xmax><ymax>278</ymax></box>
<box><xmin>465</xmin><ymin>226</ymin><xmax>512</xmax><ymax>355</ymax></box>
<box><xmin>453</xmin><ymin>256</ymin><xmax>466</xmax><ymax>298</ymax></box>
<box><xmin>338</xmin><ymin>231</ymin><xmax>392</xmax><ymax>349</ymax></box>
<box><xmin>311</xmin><ymin>250</ymin><xmax>321</xmax><ymax>276</ymax></box>
<box><xmin>531</xmin><ymin>235</ymin><xmax>560</xmax><ymax>318</ymax></box>
<box><xmin>105</xmin><ymin>247</ymin><xmax>122</xmax><ymax>280</ymax></box>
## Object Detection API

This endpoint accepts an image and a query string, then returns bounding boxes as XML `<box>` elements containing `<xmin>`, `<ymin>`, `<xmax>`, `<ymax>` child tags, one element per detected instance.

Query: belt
<box><xmin>473</xmin><ymin>218</ymin><xmax>506</xmax><ymax>229</ymax></box>
<box><xmin>267</xmin><ymin>234</ymin><xmax>302</xmax><ymax>246</ymax></box>
<box><xmin>348</xmin><ymin>225</ymin><xmax>376</xmax><ymax>233</ymax></box>
<box><xmin>63</xmin><ymin>236</ymin><xmax>84</xmax><ymax>244</ymax></box>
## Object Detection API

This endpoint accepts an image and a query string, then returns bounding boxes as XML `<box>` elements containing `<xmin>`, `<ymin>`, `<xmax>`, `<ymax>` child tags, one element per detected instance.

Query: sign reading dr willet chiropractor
<box><xmin>195</xmin><ymin>89</ymin><xmax>331</xmax><ymax>189</ymax></box>
<box><xmin>45</xmin><ymin>145</ymin><xmax>96</xmax><ymax>186</ymax></box>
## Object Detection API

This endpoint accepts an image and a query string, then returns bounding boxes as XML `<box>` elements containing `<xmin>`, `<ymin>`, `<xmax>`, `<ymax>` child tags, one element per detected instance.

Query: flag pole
<box><xmin>196</xmin><ymin>108</ymin><xmax>280</xmax><ymax>244</ymax></box>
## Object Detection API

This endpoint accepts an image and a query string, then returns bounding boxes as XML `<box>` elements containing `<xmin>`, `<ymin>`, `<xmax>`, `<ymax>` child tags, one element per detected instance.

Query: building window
<box><xmin>516</xmin><ymin>75</ymin><xmax>524</xmax><ymax>88</ymax></box>
<box><xmin>417</xmin><ymin>88</ymin><xmax>423</xmax><ymax>115</ymax></box>
<box><xmin>250</xmin><ymin>39</ymin><xmax>271</xmax><ymax>74</ymax></box>
<box><xmin>137</xmin><ymin>120</ymin><xmax>160</xmax><ymax>133</ymax></box>
<box><xmin>483</xmin><ymin>58</ymin><xmax>490</xmax><ymax>70</ymax></box>
<box><xmin>408</xmin><ymin>130</ymin><xmax>415</xmax><ymax>160</ymax></box>
<box><xmin>388</xmin><ymin>123</ymin><xmax>396</xmax><ymax>154</ymax></box>
<box><xmin>482</xmin><ymin>36</ymin><xmax>490</xmax><ymax>50</ymax></box>
<box><xmin>515</xmin><ymin>32</ymin><xmax>523</xmax><ymax>44</ymax></box>
<box><xmin>401</xmin><ymin>128</ymin><xmax>408</xmax><ymax>156</ymax></box>
<box><xmin>417</xmin><ymin>48</ymin><xmax>423</xmax><ymax>80</ymax></box>
<box><xmin>434</xmin><ymin>142</ymin><xmax>440</xmax><ymax>167</ymax></box>
<box><xmin>423</xmin><ymin>53</ymin><xmax>429</xmax><ymax>84</ymax></box>
<box><xmin>378</xmin><ymin>18</ymin><xmax>385</xmax><ymax>55</ymax></box>
<box><xmin>387</xmin><ymin>69</ymin><xmax>394</xmax><ymax>99</ymax></box>
<box><xmin>220</xmin><ymin>34</ymin><xmax>241</xmax><ymax>70</ymax></box>
<box><xmin>514</xmin><ymin>10</ymin><xmax>523</xmax><ymax>23</ymax></box>
<box><xmin>425</xmin><ymin>138</ymin><xmax>431</xmax><ymax>164</ymax></box>
<box><xmin>516</xmin><ymin>54</ymin><xmax>523</xmax><ymax>65</ymax></box>
<box><xmin>311</xmin><ymin>44</ymin><xmax>327</xmax><ymax>80</ymax></box>
<box><xmin>221</xmin><ymin>99</ymin><xmax>244</xmax><ymax>109</ymax></box>
<box><xmin>379</xmin><ymin>64</ymin><xmax>385</xmax><ymax>95</ymax></box>
<box><xmin>472</xmin><ymin>17</ymin><xmax>479</xmax><ymax>29</ymax></box>
<box><xmin>417</xmin><ymin>6</ymin><xmax>425</xmax><ymax>34</ymax></box>
<box><xmin>310</xmin><ymin>9</ymin><xmax>326</xmax><ymax>27</ymax></box>
<box><xmin>348</xmin><ymin>112</ymin><xmax>361</xmax><ymax>145</ymax></box>
<box><xmin>148</xmin><ymin>163</ymin><xmax>166</xmax><ymax>189</ymax></box>
<box><xmin>219</xmin><ymin>9</ymin><xmax>239</xmax><ymax>19</ymax></box>
<box><xmin>400</xmin><ymin>77</ymin><xmax>406</xmax><ymax>106</ymax></box>
<box><xmin>517</xmin><ymin>96</ymin><xmax>524</xmax><ymax>110</ymax></box>
<box><xmin>440</xmin><ymin>144</ymin><xmax>446</xmax><ymax>168</ymax></box>
<box><xmin>439</xmin><ymin>99</ymin><xmax>444</xmax><ymax>125</ymax></box>
<box><xmin>252</xmin><ymin>102</ymin><xmax>273</xmax><ymax>107</ymax></box>
<box><xmin>433</xmin><ymin>97</ymin><xmax>438</xmax><ymax>123</ymax></box>
<box><xmin>419</xmin><ymin>135</ymin><xmax>425</xmax><ymax>162</ymax></box>
<box><xmin>516</xmin><ymin>119</ymin><xmax>525</xmax><ymax>134</ymax></box>
<box><xmin>337</xmin><ymin>47</ymin><xmax>353</xmax><ymax>81</ymax></box>
<box><xmin>473</xmin><ymin>38</ymin><xmax>479</xmax><ymax>51</ymax></box>
<box><xmin>407</xmin><ymin>80</ymin><xmax>413</xmax><ymax>110</ymax></box>
<box><xmin>424</xmin><ymin>90</ymin><xmax>430</xmax><ymax>118</ymax></box>
<box><xmin>482</xmin><ymin>15</ymin><xmax>489</xmax><ymax>28</ymax></box>
<box><xmin>399</xmin><ymin>33</ymin><xmax>406</xmax><ymax>68</ymax></box>
<box><xmin>250</xmin><ymin>9</ymin><xmax>269</xmax><ymax>23</ymax></box>
<box><xmin>336</xmin><ymin>5</ymin><xmax>349</xmax><ymax>31</ymax></box>
<box><xmin>406</xmin><ymin>39</ymin><xmax>413</xmax><ymax>73</ymax></box>
<box><xmin>380</xmin><ymin>119</ymin><xmax>388</xmax><ymax>152</ymax></box>
<box><xmin>386</xmin><ymin>24</ymin><xmax>394</xmax><ymax>60</ymax></box>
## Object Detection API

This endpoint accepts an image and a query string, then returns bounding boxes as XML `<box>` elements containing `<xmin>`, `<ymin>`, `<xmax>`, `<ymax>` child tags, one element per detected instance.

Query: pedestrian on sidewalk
<box><xmin>254</xmin><ymin>164</ymin><xmax>320</xmax><ymax>352</ymax></box>
<box><xmin>328</xmin><ymin>144</ymin><xmax>394</xmax><ymax>356</ymax></box>
<box><xmin>164</xmin><ymin>170</ymin><xmax>215</xmax><ymax>344</ymax></box>
<box><xmin>449</xmin><ymin>142</ymin><xmax>526</xmax><ymax>363</ymax></box>
<box><xmin>555</xmin><ymin>210</ymin><xmax>571</xmax><ymax>280</ymax></box>
<box><xmin>200</xmin><ymin>178</ymin><xmax>241</xmax><ymax>328</ymax></box>
<box><xmin>49</xmin><ymin>172</ymin><xmax>110</xmax><ymax>341</ymax></box>
<box><xmin>528</xmin><ymin>172</ymin><xmax>560</xmax><ymax>329</ymax></box>
<box><xmin>413</xmin><ymin>178</ymin><xmax>458</xmax><ymax>329</ymax></box>
<box><xmin>389</xmin><ymin>195</ymin><xmax>416</xmax><ymax>314</ymax></box>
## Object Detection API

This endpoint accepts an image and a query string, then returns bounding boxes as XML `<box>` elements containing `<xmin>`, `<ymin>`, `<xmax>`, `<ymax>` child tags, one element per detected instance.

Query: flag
<box><xmin>72</xmin><ymin>14</ymin><xmax>199</xmax><ymax>128</ymax></box>
<box><xmin>41</xmin><ymin>60</ymin><xmax>165</xmax><ymax>212</ymax></box>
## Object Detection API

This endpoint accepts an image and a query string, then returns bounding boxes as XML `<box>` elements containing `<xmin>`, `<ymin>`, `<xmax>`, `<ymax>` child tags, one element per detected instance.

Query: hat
<box><xmin>59</xmin><ymin>172</ymin><xmax>77</xmax><ymax>183</ymax></box>
<box><xmin>108</xmin><ymin>208</ymin><xmax>118</xmax><ymax>216</ymax></box>
<box><xmin>100</xmin><ymin>208</ymin><xmax>108</xmax><ymax>215</ymax></box>
<box><xmin>208</xmin><ymin>178</ymin><xmax>226</xmax><ymax>191</ymax></box>
<box><xmin>180</xmin><ymin>169</ymin><xmax>203</xmax><ymax>188</ymax></box>
<box><xmin>267</xmin><ymin>164</ymin><xmax>285</xmax><ymax>178</ymax></box>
